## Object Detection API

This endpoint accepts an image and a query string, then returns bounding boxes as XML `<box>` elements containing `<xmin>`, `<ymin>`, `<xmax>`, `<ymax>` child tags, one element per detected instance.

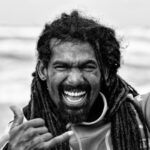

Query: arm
<box><xmin>1</xmin><ymin>106</ymin><xmax>73</xmax><ymax>150</ymax></box>
<box><xmin>7</xmin><ymin>106</ymin><xmax>52</xmax><ymax>150</ymax></box>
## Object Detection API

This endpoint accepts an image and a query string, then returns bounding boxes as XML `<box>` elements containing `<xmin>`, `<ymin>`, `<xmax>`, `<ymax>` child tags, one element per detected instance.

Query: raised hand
<box><xmin>8</xmin><ymin>106</ymin><xmax>73</xmax><ymax>150</ymax></box>
<box><xmin>8</xmin><ymin>105</ymin><xmax>52</xmax><ymax>150</ymax></box>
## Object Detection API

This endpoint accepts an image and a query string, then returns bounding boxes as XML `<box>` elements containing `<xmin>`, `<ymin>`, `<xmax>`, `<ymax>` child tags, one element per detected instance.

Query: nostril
<box><xmin>67</xmin><ymin>70</ymin><xmax>83</xmax><ymax>85</ymax></box>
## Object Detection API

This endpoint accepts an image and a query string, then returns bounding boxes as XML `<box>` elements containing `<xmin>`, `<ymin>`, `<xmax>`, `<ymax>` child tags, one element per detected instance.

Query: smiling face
<box><xmin>39</xmin><ymin>39</ymin><xmax>101</xmax><ymax>123</ymax></box>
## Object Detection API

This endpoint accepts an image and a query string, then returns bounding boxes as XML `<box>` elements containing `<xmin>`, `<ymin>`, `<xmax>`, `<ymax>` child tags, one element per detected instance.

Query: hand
<box><xmin>8</xmin><ymin>106</ymin><xmax>73</xmax><ymax>150</ymax></box>
<box><xmin>37</xmin><ymin>130</ymin><xmax>74</xmax><ymax>149</ymax></box>
<box><xmin>8</xmin><ymin>105</ymin><xmax>52</xmax><ymax>150</ymax></box>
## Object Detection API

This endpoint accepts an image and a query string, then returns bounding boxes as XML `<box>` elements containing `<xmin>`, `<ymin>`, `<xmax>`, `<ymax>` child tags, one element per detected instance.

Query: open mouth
<box><xmin>62</xmin><ymin>90</ymin><xmax>87</xmax><ymax>107</ymax></box>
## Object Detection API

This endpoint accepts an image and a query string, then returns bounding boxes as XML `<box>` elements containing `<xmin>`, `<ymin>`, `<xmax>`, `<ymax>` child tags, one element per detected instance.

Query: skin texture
<box><xmin>38</xmin><ymin>39</ymin><xmax>101</xmax><ymax>123</ymax></box>
<box><xmin>8</xmin><ymin>106</ymin><xmax>72</xmax><ymax>150</ymax></box>
<box><xmin>8</xmin><ymin>40</ymin><xmax>101</xmax><ymax>149</ymax></box>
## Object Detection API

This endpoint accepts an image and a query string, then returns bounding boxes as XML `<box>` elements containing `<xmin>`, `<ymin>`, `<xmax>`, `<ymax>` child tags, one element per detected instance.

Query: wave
<box><xmin>0</xmin><ymin>26</ymin><xmax>150</xmax><ymax>104</ymax></box>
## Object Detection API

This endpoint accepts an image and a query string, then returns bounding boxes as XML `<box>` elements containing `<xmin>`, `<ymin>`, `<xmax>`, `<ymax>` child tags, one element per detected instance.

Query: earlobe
<box><xmin>37</xmin><ymin>60</ymin><xmax>47</xmax><ymax>81</ymax></box>
<box><xmin>105</xmin><ymin>69</ymin><xmax>109</xmax><ymax>81</ymax></box>
<box><xmin>101</xmin><ymin>68</ymin><xmax>110</xmax><ymax>86</ymax></box>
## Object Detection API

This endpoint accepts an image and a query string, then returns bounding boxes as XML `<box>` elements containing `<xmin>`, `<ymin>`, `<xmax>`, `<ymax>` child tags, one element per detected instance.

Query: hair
<box><xmin>23</xmin><ymin>10</ymin><xmax>149</xmax><ymax>150</ymax></box>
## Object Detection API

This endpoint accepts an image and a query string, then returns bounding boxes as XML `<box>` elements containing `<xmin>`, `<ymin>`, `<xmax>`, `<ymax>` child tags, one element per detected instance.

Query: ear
<box><xmin>37</xmin><ymin>60</ymin><xmax>47</xmax><ymax>81</ymax></box>
<box><xmin>104</xmin><ymin>68</ymin><xmax>109</xmax><ymax>81</ymax></box>
<box><xmin>101</xmin><ymin>68</ymin><xmax>110</xmax><ymax>85</ymax></box>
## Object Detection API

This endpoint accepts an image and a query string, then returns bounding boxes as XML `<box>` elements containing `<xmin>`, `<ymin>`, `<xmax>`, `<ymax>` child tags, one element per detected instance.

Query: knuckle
<box><xmin>9</xmin><ymin>127</ymin><xmax>20</xmax><ymax>139</ymax></box>
<box><xmin>27</xmin><ymin>127</ymin><xmax>40</xmax><ymax>139</ymax></box>
<box><xmin>52</xmin><ymin>138</ymin><xmax>58</xmax><ymax>144</ymax></box>
<box><xmin>43</xmin><ymin>126</ymin><xmax>48</xmax><ymax>132</ymax></box>
<box><xmin>36</xmin><ymin>143</ymin><xmax>44</xmax><ymax>150</ymax></box>
<box><xmin>20</xmin><ymin>123</ymin><xmax>27</xmax><ymax>130</ymax></box>
<box><xmin>37</xmin><ymin>118</ymin><xmax>45</xmax><ymax>124</ymax></box>
<box><xmin>45</xmin><ymin>132</ymin><xmax>53</xmax><ymax>139</ymax></box>
<box><xmin>40</xmin><ymin>119</ymin><xmax>45</xmax><ymax>125</ymax></box>
<box><xmin>32</xmin><ymin>136</ymin><xmax>44</xmax><ymax>148</ymax></box>
<box><xmin>31</xmin><ymin>137</ymin><xmax>39</xmax><ymax>145</ymax></box>
<box><xmin>29</xmin><ymin>127</ymin><xmax>35</xmax><ymax>132</ymax></box>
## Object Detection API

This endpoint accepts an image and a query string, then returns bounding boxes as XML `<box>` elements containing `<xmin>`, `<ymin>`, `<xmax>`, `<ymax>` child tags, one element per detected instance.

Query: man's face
<box><xmin>45</xmin><ymin>39</ymin><xmax>101</xmax><ymax>123</ymax></box>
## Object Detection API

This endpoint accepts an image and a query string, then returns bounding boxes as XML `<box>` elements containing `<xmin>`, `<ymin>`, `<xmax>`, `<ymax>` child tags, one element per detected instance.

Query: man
<box><xmin>2</xmin><ymin>10</ymin><xmax>150</xmax><ymax>150</ymax></box>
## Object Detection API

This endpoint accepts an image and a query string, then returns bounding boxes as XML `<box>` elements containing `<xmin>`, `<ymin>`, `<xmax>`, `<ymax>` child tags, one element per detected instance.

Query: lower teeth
<box><xmin>63</xmin><ymin>94</ymin><xmax>86</xmax><ymax>105</ymax></box>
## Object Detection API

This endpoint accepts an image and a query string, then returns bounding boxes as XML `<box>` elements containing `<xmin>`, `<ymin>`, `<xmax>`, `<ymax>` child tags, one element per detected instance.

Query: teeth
<box><xmin>66</xmin><ymin>96</ymin><xmax>84</xmax><ymax>103</ymax></box>
<box><xmin>64</xmin><ymin>91</ymin><xmax>86</xmax><ymax>97</ymax></box>
<box><xmin>62</xmin><ymin>93</ymin><xmax>87</xmax><ymax>106</ymax></box>
<box><xmin>63</xmin><ymin>90</ymin><xmax>87</xmax><ymax>106</ymax></box>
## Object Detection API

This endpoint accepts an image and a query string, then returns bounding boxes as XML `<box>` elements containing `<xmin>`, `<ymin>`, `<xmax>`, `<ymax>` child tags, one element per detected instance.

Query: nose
<box><xmin>67</xmin><ymin>69</ymin><xmax>84</xmax><ymax>86</ymax></box>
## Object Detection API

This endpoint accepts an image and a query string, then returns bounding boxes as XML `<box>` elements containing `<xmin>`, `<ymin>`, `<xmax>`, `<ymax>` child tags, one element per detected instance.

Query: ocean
<box><xmin>0</xmin><ymin>26</ymin><xmax>150</xmax><ymax>135</ymax></box>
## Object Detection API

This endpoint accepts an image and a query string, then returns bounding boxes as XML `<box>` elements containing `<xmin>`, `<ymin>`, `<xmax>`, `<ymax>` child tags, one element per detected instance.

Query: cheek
<box><xmin>84</xmin><ymin>71</ymin><xmax>101</xmax><ymax>99</ymax></box>
<box><xmin>90</xmin><ymin>77</ymin><xmax>100</xmax><ymax>94</ymax></box>
<box><xmin>46</xmin><ymin>75</ymin><xmax>61</xmax><ymax>107</ymax></box>
<box><xmin>46</xmin><ymin>71</ymin><xmax>67</xmax><ymax>97</ymax></box>
<box><xmin>84</xmin><ymin>70</ymin><xmax>101</xmax><ymax>89</ymax></box>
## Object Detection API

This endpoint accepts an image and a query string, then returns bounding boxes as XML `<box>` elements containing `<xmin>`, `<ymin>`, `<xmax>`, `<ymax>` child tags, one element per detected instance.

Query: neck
<box><xmin>87</xmin><ymin>93</ymin><xmax>105</xmax><ymax>122</ymax></box>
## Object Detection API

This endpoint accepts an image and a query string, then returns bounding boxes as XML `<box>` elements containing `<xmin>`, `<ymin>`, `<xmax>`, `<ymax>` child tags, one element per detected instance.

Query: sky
<box><xmin>0</xmin><ymin>0</ymin><xmax>150</xmax><ymax>28</ymax></box>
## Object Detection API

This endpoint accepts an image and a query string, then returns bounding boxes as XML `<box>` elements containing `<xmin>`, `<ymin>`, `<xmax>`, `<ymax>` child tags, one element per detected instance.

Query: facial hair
<box><xmin>57</xmin><ymin>82</ymin><xmax>91</xmax><ymax>123</ymax></box>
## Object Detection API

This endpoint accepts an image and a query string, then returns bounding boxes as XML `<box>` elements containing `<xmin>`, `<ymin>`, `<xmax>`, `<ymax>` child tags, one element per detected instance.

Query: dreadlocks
<box><xmin>23</xmin><ymin>10</ymin><xmax>149</xmax><ymax>150</ymax></box>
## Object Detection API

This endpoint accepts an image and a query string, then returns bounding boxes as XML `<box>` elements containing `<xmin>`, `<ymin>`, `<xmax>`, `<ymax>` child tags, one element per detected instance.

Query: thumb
<box><xmin>10</xmin><ymin>105</ymin><xmax>24</xmax><ymax>128</ymax></box>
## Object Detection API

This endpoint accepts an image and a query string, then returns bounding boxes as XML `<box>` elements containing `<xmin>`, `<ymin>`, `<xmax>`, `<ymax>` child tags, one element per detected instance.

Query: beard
<box><xmin>57</xmin><ymin>82</ymin><xmax>91</xmax><ymax>124</ymax></box>
<box><xmin>57</xmin><ymin>98</ymin><xmax>90</xmax><ymax>123</ymax></box>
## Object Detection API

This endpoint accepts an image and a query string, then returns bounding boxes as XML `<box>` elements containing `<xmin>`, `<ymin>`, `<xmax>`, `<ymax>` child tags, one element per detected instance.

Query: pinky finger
<box><xmin>38</xmin><ymin>131</ymin><xmax>74</xmax><ymax>149</ymax></box>
<box><xmin>29</xmin><ymin>133</ymin><xmax>53</xmax><ymax>150</ymax></box>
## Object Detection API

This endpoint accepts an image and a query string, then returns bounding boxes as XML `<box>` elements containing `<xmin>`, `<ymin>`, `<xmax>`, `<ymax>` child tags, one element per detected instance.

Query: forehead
<box><xmin>49</xmin><ymin>39</ymin><xmax>97</xmax><ymax>62</ymax></box>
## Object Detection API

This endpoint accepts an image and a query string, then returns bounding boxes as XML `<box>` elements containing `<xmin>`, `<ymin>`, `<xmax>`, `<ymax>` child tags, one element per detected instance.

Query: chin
<box><xmin>57</xmin><ymin>84</ymin><xmax>92</xmax><ymax>123</ymax></box>
<box><xmin>59</xmin><ymin>106</ymin><xmax>89</xmax><ymax>124</ymax></box>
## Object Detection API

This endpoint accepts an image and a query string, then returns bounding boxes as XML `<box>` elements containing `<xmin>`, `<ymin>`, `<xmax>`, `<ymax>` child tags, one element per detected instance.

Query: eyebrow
<box><xmin>79</xmin><ymin>60</ymin><xmax>97</xmax><ymax>66</ymax></box>
<box><xmin>52</xmin><ymin>60</ymin><xmax>97</xmax><ymax>66</ymax></box>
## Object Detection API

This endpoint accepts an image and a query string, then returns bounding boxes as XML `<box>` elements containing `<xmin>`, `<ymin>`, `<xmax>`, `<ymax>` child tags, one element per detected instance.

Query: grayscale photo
<box><xmin>0</xmin><ymin>0</ymin><xmax>150</xmax><ymax>150</ymax></box>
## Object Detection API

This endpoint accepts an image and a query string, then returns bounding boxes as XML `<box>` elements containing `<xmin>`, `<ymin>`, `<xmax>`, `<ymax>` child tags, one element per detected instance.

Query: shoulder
<box><xmin>134</xmin><ymin>92</ymin><xmax>150</xmax><ymax>108</ymax></box>
<box><xmin>134</xmin><ymin>92</ymin><xmax>150</xmax><ymax>129</ymax></box>
<box><xmin>135</xmin><ymin>92</ymin><xmax>150</xmax><ymax>102</ymax></box>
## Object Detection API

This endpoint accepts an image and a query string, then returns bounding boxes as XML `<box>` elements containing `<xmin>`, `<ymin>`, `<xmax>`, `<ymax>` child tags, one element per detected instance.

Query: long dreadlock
<box><xmin>23</xmin><ymin>10</ymin><xmax>149</xmax><ymax>150</ymax></box>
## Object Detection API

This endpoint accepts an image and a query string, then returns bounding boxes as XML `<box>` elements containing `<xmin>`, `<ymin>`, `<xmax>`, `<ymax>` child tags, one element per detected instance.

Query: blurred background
<box><xmin>0</xmin><ymin>0</ymin><xmax>150</xmax><ymax>136</ymax></box>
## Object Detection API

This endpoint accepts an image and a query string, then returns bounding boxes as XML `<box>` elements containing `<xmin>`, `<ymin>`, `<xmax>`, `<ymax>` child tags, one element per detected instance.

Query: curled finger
<box><xmin>38</xmin><ymin>131</ymin><xmax>74</xmax><ymax>149</ymax></box>
<box><xmin>29</xmin><ymin>132</ymin><xmax>53</xmax><ymax>149</ymax></box>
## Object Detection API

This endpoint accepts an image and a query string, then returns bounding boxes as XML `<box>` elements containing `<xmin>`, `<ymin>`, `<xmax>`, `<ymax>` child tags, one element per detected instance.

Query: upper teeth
<box><xmin>64</xmin><ymin>91</ymin><xmax>86</xmax><ymax>97</ymax></box>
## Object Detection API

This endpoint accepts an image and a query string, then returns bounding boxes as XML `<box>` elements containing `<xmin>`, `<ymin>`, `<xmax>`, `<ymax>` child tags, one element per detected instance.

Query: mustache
<box><xmin>59</xmin><ymin>83</ymin><xmax>91</xmax><ymax>92</ymax></box>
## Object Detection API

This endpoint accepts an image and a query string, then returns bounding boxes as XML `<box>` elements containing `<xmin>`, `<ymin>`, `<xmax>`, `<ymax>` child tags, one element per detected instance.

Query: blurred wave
<box><xmin>0</xmin><ymin>26</ymin><xmax>150</xmax><ymax>104</ymax></box>
<box><xmin>0</xmin><ymin>25</ymin><xmax>150</xmax><ymax>136</ymax></box>
<box><xmin>118</xmin><ymin>27</ymin><xmax>150</xmax><ymax>94</ymax></box>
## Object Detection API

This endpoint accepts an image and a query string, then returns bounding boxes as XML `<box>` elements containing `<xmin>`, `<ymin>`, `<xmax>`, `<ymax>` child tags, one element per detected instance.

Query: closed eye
<box><xmin>53</xmin><ymin>62</ymin><xmax>70</xmax><ymax>71</ymax></box>
<box><xmin>54</xmin><ymin>65</ymin><xmax>68</xmax><ymax>71</ymax></box>
<box><xmin>80</xmin><ymin>63</ymin><xmax>97</xmax><ymax>72</ymax></box>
